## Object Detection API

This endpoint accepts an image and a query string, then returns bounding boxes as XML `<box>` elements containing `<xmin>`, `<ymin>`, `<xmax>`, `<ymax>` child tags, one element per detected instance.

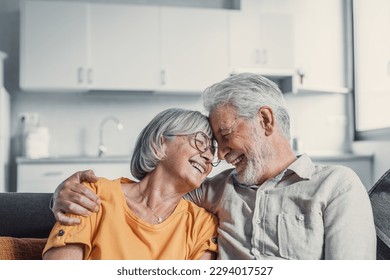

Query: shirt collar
<box><xmin>286</xmin><ymin>153</ymin><xmax>314</xmax><ymax>180</ymax></box>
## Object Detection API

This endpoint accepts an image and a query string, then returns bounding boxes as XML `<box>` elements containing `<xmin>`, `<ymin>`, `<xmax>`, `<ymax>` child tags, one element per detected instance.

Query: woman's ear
<box><xmin>258</xmin><ymin>106</ymin><xmax>274</xmax><ymax>136</ymax></box>
<box><xmin>153</xmin><ymin>136</ymin><xmax>166</xmax><ymax>160</ymax></box>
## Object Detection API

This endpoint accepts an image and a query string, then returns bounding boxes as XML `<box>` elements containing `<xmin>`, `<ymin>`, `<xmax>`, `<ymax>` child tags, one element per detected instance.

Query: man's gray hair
<box><xmin>203</xmin><ymin>73</ymin><xmax>291</xmax><ymax>139</ymax></box>
<box><xmin>131</xmin><ymin>108</ymin><xmax>212</xmax><ymax>180</ymax></box>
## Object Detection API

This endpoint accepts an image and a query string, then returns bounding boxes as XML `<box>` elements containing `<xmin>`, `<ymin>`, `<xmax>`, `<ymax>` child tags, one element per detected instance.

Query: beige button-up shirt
<box><xmin>186</xmin><ymin>154</ymin><xmax>377</xmax><ymax>259</ymax></box>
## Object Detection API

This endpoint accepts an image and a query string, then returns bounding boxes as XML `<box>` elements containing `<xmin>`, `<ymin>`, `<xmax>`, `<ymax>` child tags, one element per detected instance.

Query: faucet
<box><xmin>98</xmin><ymin>116</ymin><xmax>123</xmax><ymax>157</ymax></box>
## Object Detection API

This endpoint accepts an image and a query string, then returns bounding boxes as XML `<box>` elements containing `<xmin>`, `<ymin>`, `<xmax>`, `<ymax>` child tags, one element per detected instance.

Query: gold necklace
<box><xmin>137</xmin><ymin>184</ymin><xmax>164</xmax><ymax>224</ymax></box>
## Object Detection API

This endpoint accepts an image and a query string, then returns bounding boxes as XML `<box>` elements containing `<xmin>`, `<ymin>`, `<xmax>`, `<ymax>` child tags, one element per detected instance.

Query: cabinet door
<box><xmin>17</xmin><ymin>162</ymin><xmax>131</xmax><ymax>193</ymax></box>
<box><xmin>160</xmin><ymin>7</ymin><xmax>229</xmax><ymax>92</ymax></box>
<box><xmin>229</xmin><ymin>11</ymin><xmax>294</xmax><ymax>71</ymax></box>
<box><xmin>88</xmin><ymin>4</ymin><xmax>160</xmax><ymax>91</ymax></box>
<box><xmin>354</xmin><ymin>0</ymin><xmax>390</xmax><ymax>130</ymax></box>
<box><xmin>229</xmin><ymin>11</ymin><xmax>262</xmax><ymax>69</ymax></box>
<box><xmin>354</xmin><ymin>0</ymin><xmax>390</xmax><ymax>95</ymax></box>
<box><xmin>20</xmin><ymin>0</ymin><xmax>88</xmax><ymax>90</ymax></box>
<box><xmin>293</xmin><ymin>0</ymin><xmax>346</xmax><ymax>89</ymax></box>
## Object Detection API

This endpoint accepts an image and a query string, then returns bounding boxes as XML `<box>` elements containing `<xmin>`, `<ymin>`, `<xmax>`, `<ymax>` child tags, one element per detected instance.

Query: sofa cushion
<box><xmin>0</xmin><ymin>237</ymin><xmax>47</xmax><ymax>260</ymax></box>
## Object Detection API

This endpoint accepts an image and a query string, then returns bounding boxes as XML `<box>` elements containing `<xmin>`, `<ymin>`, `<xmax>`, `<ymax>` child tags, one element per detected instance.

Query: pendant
<box><xmin>156</xmin><ymin>217</ymin><xmax>163</xmax><ymax>223</ymax></box>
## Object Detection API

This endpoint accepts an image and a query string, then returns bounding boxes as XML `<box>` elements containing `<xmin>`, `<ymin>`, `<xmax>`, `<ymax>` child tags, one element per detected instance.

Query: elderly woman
<box><xmin>42</xmin><ymin>108</ymin><xmax>219</xmax><ymax>260</ymax></box>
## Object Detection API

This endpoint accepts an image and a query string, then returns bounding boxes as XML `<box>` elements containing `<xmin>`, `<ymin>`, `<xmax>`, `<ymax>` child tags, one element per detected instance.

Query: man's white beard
<box><xmin>236</xmin><ymin>137</ymin><xmax>274</xmax><ymax>186</ymax></box>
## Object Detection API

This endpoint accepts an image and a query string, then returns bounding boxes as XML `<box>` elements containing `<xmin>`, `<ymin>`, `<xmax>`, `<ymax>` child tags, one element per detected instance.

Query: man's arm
<box><xmin>52</xmin><ymin>170</ymin><xmax>101</xmax><ymax>225</ymax></box>
<box><xmin>324</xmin><ymin>173</ymin><xmax>377</xmax><ymax>259</ymax></box>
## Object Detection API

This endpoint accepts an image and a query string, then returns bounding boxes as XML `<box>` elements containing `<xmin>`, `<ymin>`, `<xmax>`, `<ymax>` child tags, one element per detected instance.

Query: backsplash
<box><xmin>11</xmin><ymin>89</ymin><xmax>350</xmax><ymax>159</ymax></box>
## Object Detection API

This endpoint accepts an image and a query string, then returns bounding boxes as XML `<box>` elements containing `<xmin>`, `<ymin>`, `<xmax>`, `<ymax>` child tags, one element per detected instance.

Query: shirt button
<box><xmin>259</xmin><ymin>190</ymin><xmax>265</xmax><ymax>195</ymax></box>
<box><xmin>297</xmin><ymin>215</ymin><xmax>305</xmax><ymax>221</ymax></box>
<box><xmin>256</xmin><ymin>219</ymin><xmax>261</xmax><ymax>224</ymax></box>
<box><xmin>58</xmin><ymin>229</ymin><xmax>65</xmax><ymax>236</ymax></box>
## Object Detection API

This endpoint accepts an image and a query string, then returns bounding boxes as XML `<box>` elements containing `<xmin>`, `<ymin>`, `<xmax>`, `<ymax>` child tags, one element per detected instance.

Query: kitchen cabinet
<box><xmin>88</xmin><ymin>4</ymin><xmax>160</xmax><ymax>91</ymax></box>
<box><xmin>293</xmin><ymin>0</ymin><xmax>347</xmax><ymax>91</ymax></box>
<box><xmin>354</xmin><ymin>0</ymin><xmax>390</xmax><ymax>94</ymax></box>
<box><xmin>229</xmin><ymin>11</ymin><xmax>294</xmax><ymax>72</ymax></box>
<box><xmin>160</xmin><ymin>7</ymin><xmax>229</xmax><ymax>92</ymax></box>
<box><xmin>17</xmin><ymin>157</ymin><xmax>132</xmax><ymax>193</ymax></box>
<box><xmin>354</xmin><ymin>0</ymin><xmax>390</xmax><ymax>130</ymax></box>
<box><xmin>20</xmin><ymin>0</ymin><xmax>88</xmax><ymax>90</ymax></box>
<box><xmin>21</xmin><ymin>1</ymin><xmax>161</xmax><ymax>91</ymax></box>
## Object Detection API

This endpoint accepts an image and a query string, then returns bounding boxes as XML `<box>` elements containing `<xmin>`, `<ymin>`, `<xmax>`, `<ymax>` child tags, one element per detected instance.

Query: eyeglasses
<box><xmin>165</xmin><ymin>131</ymin><xmax>221</xmax><ymax>167</ymax></box>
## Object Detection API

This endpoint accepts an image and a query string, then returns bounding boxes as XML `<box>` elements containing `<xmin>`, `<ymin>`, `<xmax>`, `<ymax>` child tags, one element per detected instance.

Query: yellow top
<box><xmin>43</xmin><ymin>177</ymin><xmax>218</xmax><ymax>260</ymax></box>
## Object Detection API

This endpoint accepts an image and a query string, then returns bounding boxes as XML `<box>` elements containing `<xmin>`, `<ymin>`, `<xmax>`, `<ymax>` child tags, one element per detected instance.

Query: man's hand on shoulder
<box><xmin>52</xmin><ymin>170</ymin><xmax>101</xmax><ymax>225</ymax></box>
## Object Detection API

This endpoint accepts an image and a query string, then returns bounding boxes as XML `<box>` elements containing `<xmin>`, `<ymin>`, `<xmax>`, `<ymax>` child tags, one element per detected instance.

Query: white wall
<box><xmin>353</xmin><ymin>141</ymin><xmax>390</xmax><ymax>183</ymax></box>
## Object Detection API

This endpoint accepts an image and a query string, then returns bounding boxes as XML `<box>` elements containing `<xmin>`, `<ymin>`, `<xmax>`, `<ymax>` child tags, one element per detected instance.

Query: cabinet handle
<box><xmin>43</xmin><ymin>171</ymin><xmax>63</xmax><ymax>177</ymax></box>
<box><xmin>256</xmin><ymin>49</ymin><xmax>261</xmax><ymax>64</ymax></box>
<box><xmin>161</xmin><ymin>70</ymin><xmax>166</xmax><ymax>85</ymax></box>
<box><xmin>77</xmin><ymin>67</ymin><xmax>84</xmax><ymax>83</ymax></box>
<box><xmin>387</xmin><ymin>61</ymin><xmax>390</xmax><ymax>76</ymax></box>
<box><xmin>262</xmin><ymin>49</ymin><xmax>268</xmax><ymax>65</ymax></box>
<box><xmin>87</xmin><ymin>68</ymin><xmax>93</xmax><ymax>84</ymax></box>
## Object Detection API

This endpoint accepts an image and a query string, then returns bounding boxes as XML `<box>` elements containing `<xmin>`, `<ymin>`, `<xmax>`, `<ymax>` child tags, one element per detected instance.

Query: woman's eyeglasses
<box><xmin>165</xmin><ymin>131</ymin><xmax>221</xmax><ymax>167</ymax></box>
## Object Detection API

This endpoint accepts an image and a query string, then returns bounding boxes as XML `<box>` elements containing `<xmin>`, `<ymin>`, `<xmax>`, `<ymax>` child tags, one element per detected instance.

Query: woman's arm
<box><xmin>43</xmin><ymin>244</ymin><xmax>84</xmax><ymax>260</ymax></box>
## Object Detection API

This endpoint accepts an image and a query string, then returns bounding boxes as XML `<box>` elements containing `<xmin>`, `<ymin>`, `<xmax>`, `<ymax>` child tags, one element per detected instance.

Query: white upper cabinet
<box><xmin>88</xmin><ymin>4</ymin><xmax>160</xmax><ymax>91</ymax></box>
<box><xmin>21</xmin><ymin>1</ymin><xmax>160</xmax><ymax>91</ymax></box>
<box><xmin>353</xmin><ymin>0</ymin><xmax>390</xmax><ymax>130</ymax></box>
<box><xmin>21</xmin><ymin>1</ymin><xmax>229</xmax><ymax>92</ymax></box>
<box><xmin>20</xmin><ymin>1</ymin><xmax>298</xmax><ymax>93</ymax></box>
<box><xmin>354</xmin><ymin>0</ymin><xmax>390</xmax><ymax>94</ymax></box>
<box><xmin>160</xmin><ymin>7</ymin><xmax>229</xmax><ymax>92</ymax></box>
<box><xmin>293</xmin><ymin>0</ymin><xmax>347</xmax><ymax>91</ymax></box>
<box><xmin>229</xmin><ymin>11</ymin><xmax>294</xmax><ymax>72</ymax></box>
<box><xmin>20</xmin><ymin>1</ymin><xmax>88</xmax><ymax>90</ymax></box>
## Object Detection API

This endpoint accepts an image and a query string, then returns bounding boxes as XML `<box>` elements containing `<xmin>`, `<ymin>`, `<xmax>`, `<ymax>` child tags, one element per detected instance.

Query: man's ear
<box><xmin>258</xmin><ymin>106</ymin><xmax>274</xmax><ymax>136</ymax></box>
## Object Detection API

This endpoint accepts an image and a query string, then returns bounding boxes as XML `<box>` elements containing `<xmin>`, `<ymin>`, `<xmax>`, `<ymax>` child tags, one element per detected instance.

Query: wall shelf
<box><xmin>294</xmin><ymin>86</ymin><xmax>351</xmax><ymax>95</ymax></box>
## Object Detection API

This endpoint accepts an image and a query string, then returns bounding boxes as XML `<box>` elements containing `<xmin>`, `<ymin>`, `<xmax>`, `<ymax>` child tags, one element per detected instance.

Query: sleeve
<box><xmin>188</xmin><ymin>209</ymin><xmax>219</xmax><ymax>260</ymax></box>
<box><xmin>324</xmin><ymin>170</ymin><xmax>377</xmax><ymax>259</ymax></box>
<box><xmin>185</xmin><ymin>169</ymin><xmax>233</xmax><ymax>212</ymax></box>
<box><xmin>42</xmin><ymin>182</ymin><xmax>99</xmax><ymax>259</ymax></box>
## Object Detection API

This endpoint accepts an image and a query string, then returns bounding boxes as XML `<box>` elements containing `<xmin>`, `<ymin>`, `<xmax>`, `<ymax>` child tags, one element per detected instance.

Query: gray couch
<box><xmin>369</xmin><ymin>169</ymin><xmax>390</xmax><ymax>260</ymax></box>
<box><xmin>0</xmin><ymin>169</ymin><xmax>389</xmax><ymax>260</ymax></box>
<box><xmin>0</xmin><ymin>193</ymin><xmax>55</xmax><ymax>238</ymax></box>
<box><xmin>0</xmin><ymin>193</ymin><xmax>55</xmax><ymax>259</ymax></box>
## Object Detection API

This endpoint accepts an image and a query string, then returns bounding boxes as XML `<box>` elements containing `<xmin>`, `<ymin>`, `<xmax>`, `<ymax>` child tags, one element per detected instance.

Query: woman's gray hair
<box><xmin>131</xmin><ymin>108</ymin><xmax>212</xmax><ymax>180</ymax></box>
<box><xmin>203</xmin><ymin>73</ymin><xmax>291</xmax><ymax>140</ymax></box>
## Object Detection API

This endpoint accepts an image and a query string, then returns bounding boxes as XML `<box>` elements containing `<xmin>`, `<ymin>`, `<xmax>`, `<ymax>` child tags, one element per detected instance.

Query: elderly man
<box><xmin>52</xmin><ymin>73</ymin><xmax>376</xmax><ymax>260</ymax></box>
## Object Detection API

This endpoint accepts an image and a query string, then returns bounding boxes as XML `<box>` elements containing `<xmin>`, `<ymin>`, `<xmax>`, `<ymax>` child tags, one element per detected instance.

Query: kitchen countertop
<box><xmin>306</xmin><ymin>152</ymin><xmax>374</xmax><ymax>161</ymax></box>
<box><xmin>16</xmin><ymin>152</ymin><xmax>373</xmax><ymax>165</ymax></box>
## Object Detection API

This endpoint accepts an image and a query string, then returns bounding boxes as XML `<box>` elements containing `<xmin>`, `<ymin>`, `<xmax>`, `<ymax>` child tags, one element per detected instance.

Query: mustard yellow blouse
<box><xmin>43</xmin><ymin>177</ymin><xmax>218</xmax><ymax>260</ymax></box>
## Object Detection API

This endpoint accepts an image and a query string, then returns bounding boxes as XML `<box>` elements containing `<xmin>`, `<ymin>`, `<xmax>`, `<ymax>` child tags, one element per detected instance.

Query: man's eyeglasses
<box><xmin>165</xmin><ymin>131</ymin><xmax>221</xmax><ymax>167</ymax></box>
